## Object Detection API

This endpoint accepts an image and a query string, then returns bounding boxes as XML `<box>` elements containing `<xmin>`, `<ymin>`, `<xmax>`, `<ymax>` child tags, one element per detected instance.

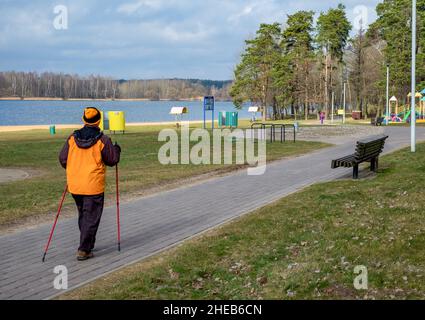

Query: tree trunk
<box><xmin>324</xmin><ymin>52</ymin><xmax>330</xmax><ymax>119</ymax></box>
<box><xmin>262</xmin><ymin>83</ymin><xmax>267</xmax><ymax>121</ymax></box>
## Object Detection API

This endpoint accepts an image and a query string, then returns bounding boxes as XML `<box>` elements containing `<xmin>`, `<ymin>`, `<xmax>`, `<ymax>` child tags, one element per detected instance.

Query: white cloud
<box><xmin>0</xmin><ymin>6</ymin><xmax>53</xmax><ymax>43</ymax></box>
<box><xmin>226</xmin><ymin>0</ymin><xmax>291</xmax><ymax>26</ymax></box>
<box><xmin>0</xmin><ymin>0</ymin><xmax>382</xmax><ymax>79</ymax></box>
<box><xmin>228</xmin><ymin>5</ymin><xmax>254</xmax><ymax>23</ymax></box>
<box><xmin>117</xmin><ymin>0</ymin><xmax>164</xmax><ymax>14</ymax></box>
<box><xmin>161</xmin><ymin>25</ymin><xmax>208</xmax><ymax>42</ymax></box>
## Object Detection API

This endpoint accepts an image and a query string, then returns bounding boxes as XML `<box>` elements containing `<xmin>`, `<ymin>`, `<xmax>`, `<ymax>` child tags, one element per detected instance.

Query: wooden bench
<box><xmin>331</xmin><ymin>136</ymin><xmax>388</xmax><ymax>179</ymax></box>
<box><xmin>371</xmin><ymin>117</ymin><xmax>385</xmax><ymax>126</ymax></box>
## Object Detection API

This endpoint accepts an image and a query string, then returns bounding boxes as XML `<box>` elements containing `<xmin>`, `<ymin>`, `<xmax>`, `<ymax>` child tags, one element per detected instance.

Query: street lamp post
<box><xmin>343</xmin><ymin>82</ymin><xmax>346</xmax><ymax>124</ymax></box>
<box><xmin>411</xmin><ymin>0</ymin><xmax>417</xmax><ymax>152</ymax></box>
<box><xmin>386</xmin><ymin>64</ymin><xmax>390</xmax><ymax>125</ymax></box>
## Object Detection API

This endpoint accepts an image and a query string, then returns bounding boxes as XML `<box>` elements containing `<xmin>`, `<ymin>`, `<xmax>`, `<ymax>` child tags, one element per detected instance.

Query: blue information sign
<box><xmin>204</xmin><ymin>96</ymin><xmax>215</xmax><ymax>111</ymax></box>
<box><xmin>203</xmin><ymin>96</ymin><xmax>215</xmax><ymax>129</ymax></box>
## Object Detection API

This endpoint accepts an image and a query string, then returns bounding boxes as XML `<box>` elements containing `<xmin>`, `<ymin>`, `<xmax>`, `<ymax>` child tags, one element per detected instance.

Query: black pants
<box><xmin>72</xmin><ymin>193</ymin><xmax>104</xmax><ymax>253</ymax></box>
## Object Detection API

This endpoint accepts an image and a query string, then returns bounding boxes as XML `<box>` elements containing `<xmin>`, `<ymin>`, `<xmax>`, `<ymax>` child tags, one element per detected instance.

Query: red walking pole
<box><xmin>42</xmin><ymin>184</ymin><xmax>68</xmax><ymax>262</ymax></box>
<box><xmin>116</xmin><ymin>164</ymin><xmax>121</xmax><ymax>252</ymax></box>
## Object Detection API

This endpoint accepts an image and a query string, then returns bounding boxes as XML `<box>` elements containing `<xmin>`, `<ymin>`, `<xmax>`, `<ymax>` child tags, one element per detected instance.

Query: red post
<box><xmin>42</xmin><ymin>185</ymin><xmax>68</xmax><ymax>262</ymax></box>
<box><xmin>116</xmin><ymin>164</ymin><xmax>121</xmax><ymax>251</ymax></box>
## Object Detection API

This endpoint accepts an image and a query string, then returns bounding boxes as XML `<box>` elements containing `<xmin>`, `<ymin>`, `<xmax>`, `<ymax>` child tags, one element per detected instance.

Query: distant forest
<box><xmin>0</xmin><ymin>71</ymin><xmax>232</xmax><ymax>101</ymax></box>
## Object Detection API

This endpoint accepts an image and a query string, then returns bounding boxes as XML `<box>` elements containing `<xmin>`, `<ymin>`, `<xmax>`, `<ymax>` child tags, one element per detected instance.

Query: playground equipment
<box><xmin>401</xmin><ymin>110</ymin><xmax>415</xmax><ymax>122</ymax></box>
<box><xmin>407</xmin><ymin>91</ymin><xmax>423</xmax><ymax>121</ymax></box>
<box><xmin>407</xmin><ymin>91</ymin><xmax>422</xmax><ymax>98</ymax></box>
<box><xmin>390</xmin><ymin>96</ymin><xmax>399</xmax><ymax>115</ymax></box>
<box><xmin>383</xmin><ymin>109</ymin><xmax>418</xmax><ymax>124</ymax></box>
<box><xmin>383</xmin><ymin>91</ymin><xmax>424</xmax><ymax>124</ymax></box>
<box><xmin>421</xmin><ymin>96</ymin><xmax>425</xmax><ymax>121</ymax></box>
<box><xmin>170</xmin><ymin>106</ymin><xmax>188</xmax><ymax>127</ymax></box>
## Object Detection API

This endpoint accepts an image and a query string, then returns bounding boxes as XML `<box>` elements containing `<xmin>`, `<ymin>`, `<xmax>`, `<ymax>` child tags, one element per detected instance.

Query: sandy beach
<box><xmin>0</xmin><ymin>120</ymin><xmax>208</xmax><ymax>132</ymax></box>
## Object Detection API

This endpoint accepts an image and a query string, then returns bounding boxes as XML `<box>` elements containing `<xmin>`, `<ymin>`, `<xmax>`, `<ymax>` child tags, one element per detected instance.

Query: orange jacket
<box><xmin>59</xmin><ymin>126</ymin><xmax>121</xmax><ymax>195</ymax></box>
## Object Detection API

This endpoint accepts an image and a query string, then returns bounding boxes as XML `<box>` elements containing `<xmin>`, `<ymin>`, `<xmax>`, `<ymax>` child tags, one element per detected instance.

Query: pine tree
<box><xmin>317</xmin><ymin>4</ymin><xmax>352</xmax><ymax>117</ymax></box>
<box><xmin>347</xmin><ymin>23</ymin><xmax>368</xmax><ymax>117</ymax></box>
<box><xmin>281</xmin><ymin>11</ymin><xmax>315</xmax><ymax>120</ymax></box>
<box><xmin>230</xmin><ymin>23</ymin><xmax>282</xmax><ymax>121</ymax></box>
<box><xmin>369</xmin><ymin>0</ymin><xmax>425</xmax><ymax>103</ymax></box>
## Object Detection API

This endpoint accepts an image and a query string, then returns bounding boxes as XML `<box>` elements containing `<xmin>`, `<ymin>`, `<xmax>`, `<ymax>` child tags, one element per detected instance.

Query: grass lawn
<box><xmin>0</xmin><ymin>124</ymin><xmax>328</xmax><ymax>226</ymax></box>
<box><xmin>62</xmin><ymin>143</ymin><xmax>425</xmax><ymax>300</ymax></box>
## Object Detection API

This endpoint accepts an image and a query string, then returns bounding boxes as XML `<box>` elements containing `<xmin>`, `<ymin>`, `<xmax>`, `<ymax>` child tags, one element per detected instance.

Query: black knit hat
<box><xmin>83</xmin><ymin>107</ymin><xmax>101</xmax><ymax>126</ymax></box>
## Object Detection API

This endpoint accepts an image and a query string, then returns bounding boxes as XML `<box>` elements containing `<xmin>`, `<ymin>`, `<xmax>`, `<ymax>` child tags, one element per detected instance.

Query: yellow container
<box><xmin>99</xmin><ymin>111</ymin><xmax>104</xmax><ymax>131</ymax></box>
<box><xmin>108</xmin><ymin>111</ymin><xmax>126</xmax><ymax>132</ymax></box>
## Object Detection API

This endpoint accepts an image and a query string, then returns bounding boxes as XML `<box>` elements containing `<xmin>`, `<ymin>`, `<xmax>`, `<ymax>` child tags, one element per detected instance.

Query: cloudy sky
<box><xmin>0</xmin><ymin>0</ymin><xmax>381</xmax><ymax>80</ymax></box>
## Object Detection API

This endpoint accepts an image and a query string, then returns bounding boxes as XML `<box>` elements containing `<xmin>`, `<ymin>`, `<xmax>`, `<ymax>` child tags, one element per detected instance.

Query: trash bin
<box><xmin>218</xmin><ymin>111</ymin><xmax>226</xmax><ymax>128</ymax></box>
<box><xmin>99</xmin><ymin>111</ymin><xmax>110</xmax><ymax>131</ymax></box>
<box><xmin>49</xmin><ymin>125</ymin><xmax>56</xmax><ymax>135</ymax></box>
<box><xmin>225</xmin><ymin>112</ymin><xmax>238</xmax><ymax>128</ymax></box>
<box><xmin>99</xmin><ymin>111</ymin><xmax>104</xmax><ymax>131</ymax></box>
<box><xmin>108</xmin><ymin>111</ymin><xmax>126</xmax><ymax>133</ymax></box>
<box><xmin>219</xmin><ymin>111</ymin><xmax>238</xmax><ymax>128</ymax></box>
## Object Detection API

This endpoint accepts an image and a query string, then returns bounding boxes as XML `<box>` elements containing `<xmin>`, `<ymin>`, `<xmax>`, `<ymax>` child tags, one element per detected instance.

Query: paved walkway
<box><xmin>1</xmin><ymin>127</ymin><xmax>424</xmax><ymax>300</ymax></box>
<box><xmin>0</xmin><ymin>168</ymin><xmax>30</xmax><ymax>184</ymax></box>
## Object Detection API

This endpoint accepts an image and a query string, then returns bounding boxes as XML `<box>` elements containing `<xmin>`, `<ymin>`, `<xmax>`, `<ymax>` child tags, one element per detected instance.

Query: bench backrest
<box><xmin>354</xmin><ymin>136</ymin><xmax>388</xmax><ymax>161</ymax></box>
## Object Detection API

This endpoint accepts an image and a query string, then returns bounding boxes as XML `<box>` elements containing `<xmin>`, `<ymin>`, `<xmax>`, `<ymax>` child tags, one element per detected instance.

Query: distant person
<box><xmin>320</xmin><ymin>111</ymin><xmax>325</xmax><ymax>125</ymax></box>
<box><xmin>59</xmin><ymin>107</ymin><xmax>121</xmax><ymax>261</ymax></box>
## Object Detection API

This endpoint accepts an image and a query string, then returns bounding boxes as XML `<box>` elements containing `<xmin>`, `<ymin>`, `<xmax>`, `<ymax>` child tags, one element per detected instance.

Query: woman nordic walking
<box><xmin>59</xmin><ymin>107</ymin><xmax>121</xmax><ymax>261</ymax></box>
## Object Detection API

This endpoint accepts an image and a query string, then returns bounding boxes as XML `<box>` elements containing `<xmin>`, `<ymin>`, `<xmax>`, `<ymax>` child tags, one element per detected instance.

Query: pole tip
<box><xmin>42</xmin><ymin>253</ymin><xmax>46</xmax><ymax>263</ymax></box>
<box><xmin>118</xmin><ymin>243</ymin><xmax>121</xmax><ymax>252</ymax></box>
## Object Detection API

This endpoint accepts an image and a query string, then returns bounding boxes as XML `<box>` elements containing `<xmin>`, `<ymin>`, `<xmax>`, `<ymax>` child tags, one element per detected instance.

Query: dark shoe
<box><xmin>77</xmin><ymin>250</ymin><xmax>94</xmax><ymax>261</ymax></box>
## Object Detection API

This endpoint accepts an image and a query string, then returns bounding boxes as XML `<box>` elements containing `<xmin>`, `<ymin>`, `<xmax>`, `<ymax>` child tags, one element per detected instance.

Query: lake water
<box><xmin>0</xmin><ymin>100</ymin><xmax>250</xmax><ymax>126</ymax></box>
